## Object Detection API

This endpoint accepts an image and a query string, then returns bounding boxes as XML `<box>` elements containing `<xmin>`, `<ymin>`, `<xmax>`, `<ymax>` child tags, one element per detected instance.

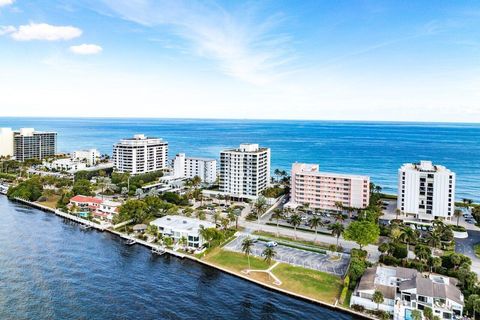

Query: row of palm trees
<box><xmin>271</xmin><ymin>208</ymin><xmax>345</xmax><ymax>251</ymax></box>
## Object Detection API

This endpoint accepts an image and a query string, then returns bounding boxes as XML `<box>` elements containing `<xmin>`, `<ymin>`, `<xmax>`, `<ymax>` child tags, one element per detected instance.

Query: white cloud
<box><xmin>99</xmin><ymin>0</ymin><xmax>294</xmax><ymax>85</ymax></box>
<box><xmin>70</xmin><ymin>44</ymin><xmax>103</xmax><ymax>55</ymax></box>
<box><xmin>0</xmin><ymin>0</ymin><xmax>14</xmax><ymax>7</ymax></box>
<box><xmin>0</xmin><ymin>25</ymin><xmax>15</xmax><ymax>35</ymax></box>
<box><xmin>8</xmin><ymin>23</ymin><xmax>82</xmax><ymax>41</ymax></box>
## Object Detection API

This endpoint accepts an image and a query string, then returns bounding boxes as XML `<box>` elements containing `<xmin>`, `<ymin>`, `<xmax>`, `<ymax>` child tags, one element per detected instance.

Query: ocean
<box><xmin>1</xmin><ymin>117</ymin><xmax>479</xmax><ymax>201</ymax></box>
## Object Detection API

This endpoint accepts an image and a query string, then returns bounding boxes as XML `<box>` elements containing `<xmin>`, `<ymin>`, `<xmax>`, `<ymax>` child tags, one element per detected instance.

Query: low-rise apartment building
<box><xmin>72</xmin><ymin>149</ymin><xmax>100</xmax><ymax>166</ymax></box>
<box><xmin>290</xmin><ymin>163</ymin><xmax>370</xmax><ymax>211</ymax></box>
<box><xmin>150</xmin><ymin>215</ymin><xmax>215</xmax><ymax>248</ymax></box>
<box><xmin>351</xmin><ymin>265</ymin><xmax>464</xmax><ymax>320</ymax></box>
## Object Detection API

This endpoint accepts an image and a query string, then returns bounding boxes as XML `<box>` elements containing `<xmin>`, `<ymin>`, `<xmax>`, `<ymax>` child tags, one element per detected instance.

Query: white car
<box><xmin>266</xmin><ymin>241</ymin><xmax>278</xmax><ymax>247</ymax></box>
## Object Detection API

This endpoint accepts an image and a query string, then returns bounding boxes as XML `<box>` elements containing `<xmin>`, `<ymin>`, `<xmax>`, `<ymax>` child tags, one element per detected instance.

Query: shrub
<box><xmin>451</xmin><ymin>225</ymin><xmax>467</xmax><ymax>232</ymax></box>
<box><xmin>392</xmin><ymin>243</ymin><xmax>408</xmax><ymax>259</ymax></box>
<box><xmin>380</xmin><ymin>254</ymin><xmax>401</xmax><ymax>266</ymax></box>
<box><xmin>351</xmin><ymin>248</ymin><xmax>367</xmax><ymax>260</ymax></box>
<box><xmin>351</xmin><ymin>304</ymin><xmax>365</xmax><ymax>312</ymax></box>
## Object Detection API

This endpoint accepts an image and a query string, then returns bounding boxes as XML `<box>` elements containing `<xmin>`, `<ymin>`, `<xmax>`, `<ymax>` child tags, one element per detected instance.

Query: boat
<box><xmin>151</xmin><ymin>247</ymin><xmax>165</xmax><ymax>255</ymax></box>
<box><xmin>80</xmin><ymin>225</ymin><xmax>92</xmax><ymax>230</ymax></box>
<box><xmin>125</xmin><ymin>239</ymin><xmax>136</xmax><ymax>246</ymax></box>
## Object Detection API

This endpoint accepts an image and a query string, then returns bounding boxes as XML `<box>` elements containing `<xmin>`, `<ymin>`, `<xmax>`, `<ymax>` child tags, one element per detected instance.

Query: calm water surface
<box><xmin>0</xmin><ymin>196</ymin><xmax>359</xmax><ymax>320</ymax></box>
<box><xmin>0</xmin><ymin>117</ymin><xmax>479</xmax><ymax>200</ymax></box>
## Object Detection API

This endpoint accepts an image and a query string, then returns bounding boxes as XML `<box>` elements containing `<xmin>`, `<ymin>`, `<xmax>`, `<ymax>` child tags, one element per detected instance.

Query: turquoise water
<box><xmin>1</xmin><ymin>117</ymin><xmax>479</xmax><ymax>201</ymax></box>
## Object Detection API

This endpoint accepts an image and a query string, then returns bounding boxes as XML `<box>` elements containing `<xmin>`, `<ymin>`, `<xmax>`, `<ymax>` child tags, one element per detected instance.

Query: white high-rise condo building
<box><xmin>219</xmin><ymin>143</ymin><xmax>270</xmax><ymax>199</ymax></box>
<box><xmin>73</xmin><ymin>149</ymin><xmax>100</xmax><ymax>166</ymax></box>
<box><xmin>0</xmin><ymin>128</ymin><xmax>14</xmax><ymax>158</ymax></box>
<box><xmin>113</xmin><ymin>134</ymin><xmax>168</xmax><ymax>175</ymax></box>
<box><xmin>397</xmin><ymin>161</ymin><xmax>455</xmax><ymax>220</ymax></box>
<box><xmin>172</xmin><ymin>153</ymin><xmax>217</xmax><ymax>184</ymax></box>
<box><xmin>290</xmin><ymin>163</ymin><xmax>370</xmax><ymax>210</ymax></box>
<box><xmin>13</xmin><ymin>128</ymin><xmax>57</xmax><ymax>161</ymax></box>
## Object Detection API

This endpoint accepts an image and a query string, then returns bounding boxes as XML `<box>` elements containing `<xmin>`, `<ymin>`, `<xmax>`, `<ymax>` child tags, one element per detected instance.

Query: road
<box><xmin>455</xmin><ymin>230</ymin><xmax>480</xmax><ymax>277</ymax></box>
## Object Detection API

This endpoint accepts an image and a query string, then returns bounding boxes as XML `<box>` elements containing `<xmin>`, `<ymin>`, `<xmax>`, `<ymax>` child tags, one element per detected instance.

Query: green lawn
<box><xmin>474</xmin><ymin>243</ymin><xmax>480</xmax><ymax>258</ymax></box>
<box><xmin>204</xmin><ymin>249</ymin><xmax>270</xmax><ymax>272</ymax></box>
<box><xmin>273</xmin><ymin>263</ymin><xmax>342</xmax><ymax>303</ymax></box>
<box><xmin>203</xmin><ymin>249</ymin><xmax>342</xmax><ymax>304</ymax></box>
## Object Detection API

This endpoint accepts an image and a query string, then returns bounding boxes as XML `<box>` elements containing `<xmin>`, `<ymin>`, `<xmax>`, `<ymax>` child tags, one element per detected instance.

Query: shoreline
<box><xmin>8</xmin><ymin>196</ymin><xmax>373</xmax><ymax>320</ymax></box>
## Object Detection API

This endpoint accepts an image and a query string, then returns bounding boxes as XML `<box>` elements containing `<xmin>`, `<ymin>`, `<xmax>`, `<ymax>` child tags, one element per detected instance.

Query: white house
<box><xmin>150</xmin><ymin>215</ymin><xmax>215</xmax><ymax>248</ymax></box>
<box><xmin>351</xmin><ymin>266</ymin><xmax>464</xmax><ymax>320</ymax></box>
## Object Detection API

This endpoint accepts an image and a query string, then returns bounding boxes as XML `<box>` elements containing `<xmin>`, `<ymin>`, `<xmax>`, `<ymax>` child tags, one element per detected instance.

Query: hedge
<box><xmin>339</xmin><ymin>275</ymin><xmax>350</xmax><ymax>304</ymax></box>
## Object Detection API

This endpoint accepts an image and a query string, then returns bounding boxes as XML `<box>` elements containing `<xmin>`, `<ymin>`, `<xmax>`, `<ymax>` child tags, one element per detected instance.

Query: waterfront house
<box><xmin>133</xmin><ymin>224</ymin><xmax>147</xmax><ymax>233</ymax></box>
<box><xmin>150</xmin><ymin>215</ymin><xmax>215</xmax><ymax>248</ymax></box>
<box><xmin>69</xmin><ymin>195</ymin><xmax>121</xmax><ymax>222</ymax></box>
<box><xmin>350</xmin><ymin>265</ymin><xmax>464</xmax><ymax>320</ymax></box>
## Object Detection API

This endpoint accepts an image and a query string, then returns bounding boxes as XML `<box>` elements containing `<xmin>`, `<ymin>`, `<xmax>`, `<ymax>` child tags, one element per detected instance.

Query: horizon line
<box><xmin>1</xmin><ymin>115</ymin><xmax>479</xmax><ymax>126</ymax></box>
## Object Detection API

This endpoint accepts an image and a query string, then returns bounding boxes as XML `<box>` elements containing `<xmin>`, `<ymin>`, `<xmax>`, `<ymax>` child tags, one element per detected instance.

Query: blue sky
<box><xmin>0</xmin><ymin>0</ymin><xmax>479</xmax><ymax>122</ymax></box>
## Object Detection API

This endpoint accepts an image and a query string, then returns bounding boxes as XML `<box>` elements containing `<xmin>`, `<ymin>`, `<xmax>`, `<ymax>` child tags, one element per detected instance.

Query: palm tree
<box><xmin>329</xmin><ymin>222</ymin><xmax>344</xmax><ymax>252</ymax></box>
<box><xmin>309</xmin><ymin>216</ymin><xmax>323</xmax><ymax>242</ymax></box>
<box><xmin>213</xmin><ymin>210</ymin><xmax>221</xmax><ymax>225</ymax></box>
<box><xmin>334</xmin><ymin>201</ymin><xmax>344</xmax><ymax>214</ymax></box>
<box><xmin>399</xmin><ymin>227</ymin><xmax>418</xmax><ymax>253</ymax></box>
<box><xmin>427</xmin><ymin>232</ymin><xmax>441</xmax><ymax>251</ymax></box>
<box><xmin>454</xmin><ymin>209</ymin><xmax>462</xmax><ymax>226</ymax></box>
<box><xmin>289</xmin><ymin>214</ymin><xmax>302</xmax><ymax>239</ymax></box>
<box><xmin>241</xmin><ymin>237</ymin><xmax>255</xmax><ymax>269</ymax></box>
<box><xmin>271</xmin><ymin>208</ymin><xmax>284</xmax><ymax>237</ymax></box>
<box><xmin>227</xmin><ymin>209</ymin><xmax>236</xmax><ymax>229</ymax></box>
<box><xmin>372</xmin><ymin>290</ymin><xmax>384</xmax><ymax>310</ymax></box>
<box><xmin>220</xmin><ymin>217</ymin><xmax>229</xmax><ymax>230</ymax></box>
<box><xmin>395</xmin><ymin>208</ymin><xmax>402</xmax><ymax>220</ymax></box>
<box><xmin>274</xmin><ymin>168</ymin><xmax>281</xmax><ymax>183</ymax></box>
<box><xmin>254</xmin><ymin>196</ymin><xmax>268</xmax><ymax>222</ymax></box>
<box><xmin>262</xmin><ymin>247</ymin><xmax>276</xmax><ymax>266</ymax></box>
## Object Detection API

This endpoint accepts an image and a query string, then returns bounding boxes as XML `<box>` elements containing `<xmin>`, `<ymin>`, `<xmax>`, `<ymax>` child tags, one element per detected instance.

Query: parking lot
<box><xmin>224</xmin><ymin>234</ymin><xmax>350</xmax><ymax>277</ymax></box>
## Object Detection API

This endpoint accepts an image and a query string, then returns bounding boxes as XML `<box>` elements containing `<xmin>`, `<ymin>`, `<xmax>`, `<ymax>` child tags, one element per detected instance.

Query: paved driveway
<box><xmin>455</xmin><ymin>230</ymin><xmax>480</xmax><ymax>277</ymax></box>
<box><xmin>224</xmin><ymin>234</ymin><xmax>350</xmax><ymax>277</ymax></box>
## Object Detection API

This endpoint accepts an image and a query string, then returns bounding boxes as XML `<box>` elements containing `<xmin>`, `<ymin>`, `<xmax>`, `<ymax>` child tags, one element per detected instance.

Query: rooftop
<box><xmin>150</xmin><ymin>215</ymin><xmax>215</xmax><ymax>232</ymax></box>
<box><xmin>292</xmin><ymin>162</ymin><xmax>370</xmax><ymax>180</ymax></box>
<box><xmin>400</xmin><ymin>160</ymin><xmax>453</xmax><ymax>174</ymax></box>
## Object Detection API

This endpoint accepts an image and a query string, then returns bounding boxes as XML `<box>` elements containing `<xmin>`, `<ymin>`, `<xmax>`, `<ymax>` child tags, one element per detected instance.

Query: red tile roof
<box><xmin>70</xmin><ymin>195</ymin><xmax>103</xmax><ymax>205</ymax></box>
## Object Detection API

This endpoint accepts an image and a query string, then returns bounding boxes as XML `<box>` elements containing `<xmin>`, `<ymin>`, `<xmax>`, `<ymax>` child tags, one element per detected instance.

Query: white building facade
<box><xmin>219</xmin><ymin>143</ymin><xmax>270</xmax><ymax>198</ymax></box>
<box><xmin>13</xmin><ymin>128</ymin><xmax>57</xmax><ymax>161</ymax></box>
<box><xmin>44</xmin><ymin>158</ymin><xmax>87</xmax><ymax>173</ymax></box>
<box><xmin>290</xmin><ymin>163</ymin><xmax>370</xmax><ymax>210</ymax></box>
<box><xmin>150</xmin><ymin>215</ymin><xmax>215</xmax><ymax>248</ymax></box>
<box><xmin>0</xmin><ymin>128</ymin><xmax>14</xmax><ymax>158</ymax></box>
<box><xmin>73</xmin><ymin>149</ymin><xmax>100</xmax><ymax>166</ymax></box>
<box><xmin>397</xmin><ymin>161</ymin><xmax>455</xmax><ymax>220</ymax></box>
<box><xmin>113</xmin><ymin>134</ymin><xmax>168</xmax><ymax>175</ymax></box>
<box><xmin>172</xmin><ymin>153</ymin><xmax>217</xmax><ymax>184</ymax></box>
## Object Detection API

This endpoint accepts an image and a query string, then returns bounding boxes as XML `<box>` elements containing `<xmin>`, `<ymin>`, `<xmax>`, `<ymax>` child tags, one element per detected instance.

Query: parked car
<box><xmin>266</xmin><ymin>241</ymin><xmax>278</xmax><ymax>247</ymax></box>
